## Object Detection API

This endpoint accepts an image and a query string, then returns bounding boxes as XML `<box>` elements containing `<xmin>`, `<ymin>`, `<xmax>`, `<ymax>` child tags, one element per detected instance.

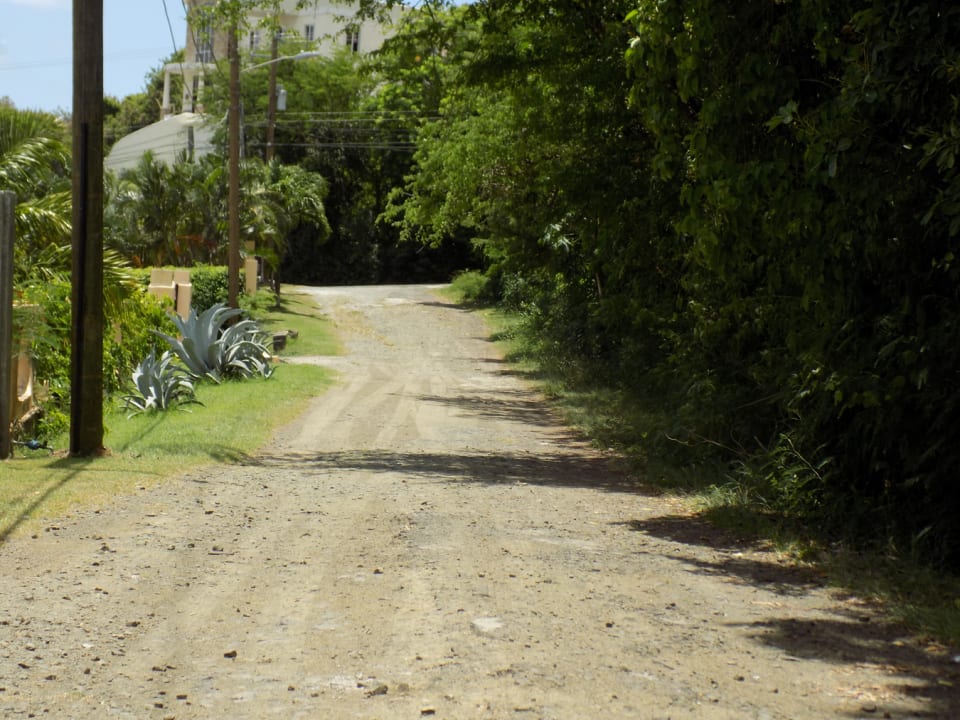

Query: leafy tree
<box><xmin>256</xmin><ymin>159</ymin><xmax>330</xmax><ymax>296</ymax></box>
<box><xmin>388</xmin><ymin>0</ymin><xmax>678</xmax><ymax>369</ymax></box>
<box><xmin>194</xmin><ymin>2</ymin><xmax>475</xmax><ymax>284</ymax></box>
<box><xmin>383</xmin><ymin>0</ymin><xmax>960</xmax><ymax>567</ymax></box>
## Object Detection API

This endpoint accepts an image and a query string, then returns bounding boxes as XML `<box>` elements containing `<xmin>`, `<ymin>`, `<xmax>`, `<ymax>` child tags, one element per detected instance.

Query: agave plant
<box><xmin>220</xmin><ymin>320</ymin><xmax>275</xmax><ymax>380</ymax></box>
<box><xmin>154</xmin><ymin>303</ymin><xmax>273</xmax><ymax>382</ymax></box>
<box><xmin>122</xmin><ymin>348</ymin><xmax>200</xmax><ymax>416</ymax></box>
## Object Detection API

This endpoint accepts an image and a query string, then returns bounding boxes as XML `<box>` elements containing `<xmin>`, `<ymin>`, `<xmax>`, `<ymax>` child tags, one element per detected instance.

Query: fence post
<box><xmin>0</xmin><ymin>191</ymin><xmax>15</xmax><ymax>459</ymax></box>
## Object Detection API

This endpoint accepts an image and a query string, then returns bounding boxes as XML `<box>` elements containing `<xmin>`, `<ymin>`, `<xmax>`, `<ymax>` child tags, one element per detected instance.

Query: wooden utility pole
<box><xmin>0</xmin><ymin>192</ymin><xmax>14</xmax><ymax>460</ymax></box>
<box><xmin>227</xmin><ymin>22</ymin><xmax>242</xmax><ymax>309</ymax></box>
<box><xmin>70</xmin><ymin>0</ymin><xmax>105</xmax><ymax>456</ymax></box>
<box><xmin>265</xmin><ymin>30</ymin><xmax>280</xmax><ymax>164</ymax></box>
<box><xmin>227</xmin><ymin>23</ymin><xmax>240</xmax><ymax>308</ymax></box>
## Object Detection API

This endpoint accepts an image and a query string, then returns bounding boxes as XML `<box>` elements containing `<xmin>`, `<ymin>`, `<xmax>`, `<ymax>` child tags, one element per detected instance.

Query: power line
<box><xmin>106</xmin><ymin>136</ymin><xmax>418</xmax><ymax>164</ymax></box>
<box><xmin>247</xmin><ymin>141</ymin><xmax>417</xmax><ymax>151</ymax></box>
<box><xmin>162</xmin><ymin>0</ymin><xmax>182</xmax><ymax>57</ymax></box>
<box><xmin>0</xmin><ymin>49</ymin><xmax>171</xmax><ymax>72</ymax></box>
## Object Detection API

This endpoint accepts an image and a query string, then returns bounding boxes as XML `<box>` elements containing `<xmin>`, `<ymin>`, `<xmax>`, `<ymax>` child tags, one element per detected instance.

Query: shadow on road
<box><xmin>0</xmin><ymin>457</ymin><xmax>92</xmax><ymax>544</ymax></box>
<box><xmin>620</xmin><ymin>514</ymin><xmax>823</xmax><ymax>593</ymax></box>
<box><xmin>618</xmin><ymin>514</ymin><xmax>960</xmax><ymax>719</ymax></box>
<box><xmin>414</xmin><ymin>388</ymin><xmax>563</xmax><ymax>430</ymax></box>
<box><xmin>743</xmin><ymin>612</ymin><xmax>958</xmax><ymax>719</ymax></box>
<box><xmin>250</xmin><ymin>448</ymin><xmax>644</xmax><ymax>495</ymax></box>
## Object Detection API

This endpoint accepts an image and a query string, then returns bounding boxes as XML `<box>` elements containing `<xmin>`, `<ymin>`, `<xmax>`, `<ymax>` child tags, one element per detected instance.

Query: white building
<box><xmin>163</xmin><ymin>0</ymin><xmax>403</xmax><ymax>119</ymax></box>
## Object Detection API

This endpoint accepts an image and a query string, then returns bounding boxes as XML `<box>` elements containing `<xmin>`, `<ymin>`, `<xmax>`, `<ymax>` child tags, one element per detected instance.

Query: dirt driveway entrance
<box><xmin>0</xmin><ymin>284</ymin><xmax>955</xmax><ymax>719</ymax></box>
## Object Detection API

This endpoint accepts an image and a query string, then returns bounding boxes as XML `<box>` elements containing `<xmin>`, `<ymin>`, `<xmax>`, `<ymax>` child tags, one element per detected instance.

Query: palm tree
<box><xmin>3</xmin><ymin>107</ymin><xmax>138</xmax><ymax>332</ymax></box>
<box><xmin>111</xmin><ymin>151</ymin><xmax>190</xmax><ymax>266</ymax></box>
<box><xmin>177</xmin><ymin>154</ymin><xmax>231</xmax><ymax>264</ymax></box>
<box><xmin>0</xmin><ymin>107</ymin><xmax>71</xmax><ymax>284</ymax></box>
<box><xmin>243</xmin><ymin>158</ymin><xmax>330</xmax><ymax>301</ymax></box>
<box><xmin>106</xmin><ymin>149</ymin><xmax>329</xmax><ymax>301</ymax></box>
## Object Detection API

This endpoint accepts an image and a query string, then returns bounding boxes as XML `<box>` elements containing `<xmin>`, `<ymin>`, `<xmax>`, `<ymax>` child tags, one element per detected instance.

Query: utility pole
<box><xmin>0</xmin><ymin>192</ymin><xmax>13</xmax><ymax>460</ymax></box>
<box><xmin>265</xmin><ymin>30</ymin><xmax>280</xmax><ymax>164</ymax></box>
<box><xmin>227</xmin><ymin>21</ymin><xmax>242</xmax><ymax>310</ymax></box>
<box><xmin>71</xmin><ymin>0</ymin><xmax>105</xmax><ymax>456</ymax></box>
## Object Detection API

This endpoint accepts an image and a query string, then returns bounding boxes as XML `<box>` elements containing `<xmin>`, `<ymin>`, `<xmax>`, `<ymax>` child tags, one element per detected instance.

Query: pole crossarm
<box><xmin>242</xmin><ymin>51</ymin><xmax>322</xmax><ymax>73</ymax></box>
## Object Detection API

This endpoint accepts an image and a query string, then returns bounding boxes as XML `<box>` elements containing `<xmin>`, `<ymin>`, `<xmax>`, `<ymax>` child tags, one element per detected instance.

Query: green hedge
<box><xmin>396</xmin><ymin>0</ymin><xmax>960</xmax><ymax>567</ymax></box>
<box><xmin>188</xmin><ymin>265</ymin><xmax>230</xmax><ymax>313</ymax></box>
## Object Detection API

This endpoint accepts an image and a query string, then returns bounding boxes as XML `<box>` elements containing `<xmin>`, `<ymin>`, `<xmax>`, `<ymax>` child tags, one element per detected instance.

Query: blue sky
<box><xmin>0</xmin><ymin>0</ymin><xmax>188</xmax><ymax>113</ymax></box>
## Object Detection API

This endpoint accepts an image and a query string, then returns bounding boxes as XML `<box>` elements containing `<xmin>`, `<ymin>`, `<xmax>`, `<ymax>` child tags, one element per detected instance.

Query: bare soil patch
<box><xmin>0</xmin><ymin>284</ymin><xmax>956</xmax><ymax>719</ymax></box>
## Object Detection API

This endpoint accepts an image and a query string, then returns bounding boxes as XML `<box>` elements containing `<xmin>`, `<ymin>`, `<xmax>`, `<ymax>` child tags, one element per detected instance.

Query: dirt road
<box><xmin>0</xmin><ymin>284</ymin><xmax>956</xmax><ymax>719</ymax></box>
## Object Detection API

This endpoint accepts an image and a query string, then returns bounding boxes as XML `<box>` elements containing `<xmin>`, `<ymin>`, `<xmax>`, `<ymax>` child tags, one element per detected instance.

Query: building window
<box><xmin>195</xmin><ymin>19</ymin><xmax>214</xmax><ymax>63</ymax></box>
<box><xmin>249</xmin><ymin>30</ymin><xmax>261</xmax><ymax>51</ymax></box>
<box><xmin>304</xmin><ymin>24</ymin><xmax>315</xmax><ymax>42</ymax></box>
<box><xmin>345</xmin><ymin>30</ymin><xmax>360</xmax><ymax>52</ymax></box>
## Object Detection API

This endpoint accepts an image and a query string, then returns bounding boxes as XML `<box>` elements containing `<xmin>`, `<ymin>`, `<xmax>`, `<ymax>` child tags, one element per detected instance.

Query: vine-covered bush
<box><xmin>622</xmin><ymin>0</ymin><xmax>960</xmax><ymax>564</ymax></box>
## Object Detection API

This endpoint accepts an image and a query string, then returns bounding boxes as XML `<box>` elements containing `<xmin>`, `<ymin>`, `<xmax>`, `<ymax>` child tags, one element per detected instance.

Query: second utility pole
<box><xmin>265</xmin><ymin>30</ymin><xmax>280</xmax><ymax>164</ymax></box>
<box><xmin>227</xmin><ymin>21</ymin><xmax>241</xmax><ymax>310</ymax></box>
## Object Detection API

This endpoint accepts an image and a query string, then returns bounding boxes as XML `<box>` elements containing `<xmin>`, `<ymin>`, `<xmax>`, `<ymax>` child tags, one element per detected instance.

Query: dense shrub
<box><xmin>106</xmin><ymin>290</ymin><xmax>178</xmax><ymax>393</ymax></box>
<box><xmin>132</xmin><ymin>265</ymin><xmax>244</xmax><ymax>313</ymax></box>
<box><xmin>623</xmin><ymin>0</ymin><xmax>960</xmax><ymax>565</ymax></box>
<box><xmin>188</xmin><ymin>265</ymin><xmax>230</xmax><ymax>313</ymax></box>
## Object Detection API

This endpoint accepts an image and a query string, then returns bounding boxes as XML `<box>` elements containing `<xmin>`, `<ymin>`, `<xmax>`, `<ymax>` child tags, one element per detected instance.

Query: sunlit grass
<box><xmin>254</xmin><ymin>287</ymin><xmax>341</xmax><ymax>357</ymax></box>
<box><xmin>824</xmin><ymin>549</ymin><xmax>960</xmax><ymax>647</ymax></box>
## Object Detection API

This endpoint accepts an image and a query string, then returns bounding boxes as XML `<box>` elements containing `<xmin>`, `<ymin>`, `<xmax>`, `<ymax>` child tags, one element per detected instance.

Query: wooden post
<box><xmin>0</xmin><ymin>192</ymin><xmax>14</xmax><ymax>460</ymax></box>
<box><xmin>228</xmin><ymin>22</ymin><xmax>241</xmax><ymax>310</ymax></box>
<box><xmin>70</xmin><ymin>0</ymin><xmax>105</xmax><ymax>456</ymax></box>
<box><xmin>265</xmin><ymin>30</ymin><xmax>280</xmax><ymax>164</ymax></box>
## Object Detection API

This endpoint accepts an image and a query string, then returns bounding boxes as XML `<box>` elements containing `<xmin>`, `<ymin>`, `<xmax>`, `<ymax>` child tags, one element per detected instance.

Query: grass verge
<box><xmin>0</xmin><ymin>287</ymin><xmax>337</xmax><ymax>541</ymax></box>
<box><xmin>247</xmin><ymin>287</ymin><xmax>342</xmax><ymax>357</ymax></box>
